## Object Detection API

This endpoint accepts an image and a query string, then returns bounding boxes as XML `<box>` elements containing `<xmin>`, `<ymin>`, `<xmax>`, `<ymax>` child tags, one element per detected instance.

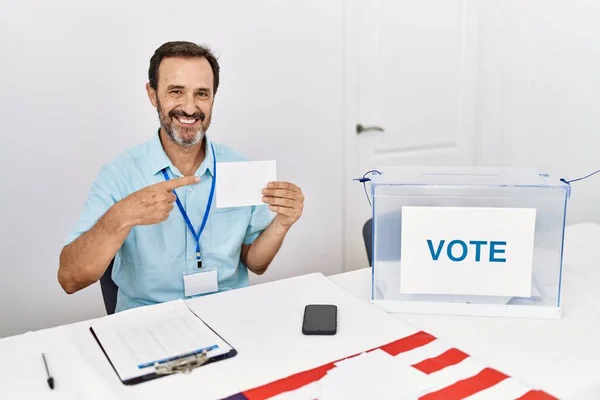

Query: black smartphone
<box><xmin>302</xmin><ymin>304</ymin><xmax>337</xmax><ymax>335</ymax></box>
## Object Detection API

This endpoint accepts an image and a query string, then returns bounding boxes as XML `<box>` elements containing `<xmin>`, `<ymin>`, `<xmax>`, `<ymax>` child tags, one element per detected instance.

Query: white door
<box><xmin>344</xmin><ymin>0</ymin><xmax>479</xmax><ymax>271</ymax></box>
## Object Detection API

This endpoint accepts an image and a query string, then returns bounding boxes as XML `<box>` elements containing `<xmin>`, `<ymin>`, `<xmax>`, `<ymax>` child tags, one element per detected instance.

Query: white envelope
<box><xmin>216</xmin><ymin>160</ymin><xmax>277</xmax><ymax>208</ymax></box>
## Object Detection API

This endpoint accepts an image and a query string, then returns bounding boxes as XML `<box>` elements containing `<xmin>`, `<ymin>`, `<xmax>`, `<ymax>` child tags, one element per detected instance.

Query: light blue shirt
<box><xmin>66</xmin><ymin>130</ymin><xmax>274</xmax><ymax>312</ymax></box>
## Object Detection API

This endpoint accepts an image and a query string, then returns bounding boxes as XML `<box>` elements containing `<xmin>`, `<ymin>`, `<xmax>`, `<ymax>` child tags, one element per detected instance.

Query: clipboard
<box><xmin>89</xmin><ymin>300</ymin><xmax>237</xmax><ymax>385</ymax></box>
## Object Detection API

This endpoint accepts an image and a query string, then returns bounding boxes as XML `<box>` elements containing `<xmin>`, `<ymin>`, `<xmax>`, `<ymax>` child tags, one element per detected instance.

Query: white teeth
<box><xmin>178</xmin><ymin>117</ymin><xmax>196</xmax><ymax>124</ymax></box>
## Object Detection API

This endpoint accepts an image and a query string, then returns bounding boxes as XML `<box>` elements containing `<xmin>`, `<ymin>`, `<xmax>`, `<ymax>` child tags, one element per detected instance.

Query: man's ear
<box><xmin>146</xmin><ymin>83</ymin><xmax>158</xmax><ymax>108</ymax></box>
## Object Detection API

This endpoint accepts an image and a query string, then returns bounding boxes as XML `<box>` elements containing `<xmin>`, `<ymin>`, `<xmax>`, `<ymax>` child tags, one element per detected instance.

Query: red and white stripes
<box><xmin>230</xmin><ymin>331</ymin><xmax>557</xmax><ymax>400</ymax></box>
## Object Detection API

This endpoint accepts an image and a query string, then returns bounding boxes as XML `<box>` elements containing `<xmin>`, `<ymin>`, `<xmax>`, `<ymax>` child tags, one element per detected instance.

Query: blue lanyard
<box><xmin>161</xmin><ymin>143</ymin><xmax>216</xmax><ymax>267</ymax></box>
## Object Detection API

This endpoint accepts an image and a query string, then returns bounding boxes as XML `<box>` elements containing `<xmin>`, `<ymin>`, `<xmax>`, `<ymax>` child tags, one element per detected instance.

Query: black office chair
<box><xmin>363</xmin><ymin>213</ymin><xmax>403</xmax><ymax>267</ymax></box>
<box><xmin>362</xmin><ymin>218</ymin><xmax>373</xmax><ymax>267</ymax></box>
<box><xmin>99</xmin><ymin>258</ymin><xmax>118</xmax><ymax>315</ymax></box>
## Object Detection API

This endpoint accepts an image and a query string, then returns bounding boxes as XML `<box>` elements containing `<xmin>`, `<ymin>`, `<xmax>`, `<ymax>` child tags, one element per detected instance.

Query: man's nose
<box><xmin>182</xmin><ymin>94</ymin><xmax>197</xmax><ymax>115</ymax></box>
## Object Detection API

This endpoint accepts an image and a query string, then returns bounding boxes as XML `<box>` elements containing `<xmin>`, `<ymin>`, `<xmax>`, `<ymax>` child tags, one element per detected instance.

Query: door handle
<box><xmin>356</xmin><ymin>124</ymin><xmax>384</xmax><ymax>134</ymax></box>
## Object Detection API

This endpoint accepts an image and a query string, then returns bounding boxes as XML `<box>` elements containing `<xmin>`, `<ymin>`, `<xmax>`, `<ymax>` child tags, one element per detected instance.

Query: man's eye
<box><xmin>171</xmin><ymin>90</ymin><xmax>182</xmax><ymax>95</ymax></box>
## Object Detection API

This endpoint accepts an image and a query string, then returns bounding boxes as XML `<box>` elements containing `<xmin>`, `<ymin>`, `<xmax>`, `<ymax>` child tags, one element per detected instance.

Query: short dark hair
<box><xmin>148</xmin><ymin>41</ymin><xmax>220</xmax><ymax>95</ymax></box>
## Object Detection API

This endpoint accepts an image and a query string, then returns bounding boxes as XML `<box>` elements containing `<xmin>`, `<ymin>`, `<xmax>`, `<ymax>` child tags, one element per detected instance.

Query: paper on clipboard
<box><xmin>90</xmin><ymin>300</ymin><xmax>233</xmax><ymax>383</ymax></box>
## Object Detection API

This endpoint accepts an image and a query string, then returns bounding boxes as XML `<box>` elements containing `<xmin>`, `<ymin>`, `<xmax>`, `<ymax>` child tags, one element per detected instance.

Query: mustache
<box><xmin>169</xmin><ymin>109</ymin><xmax>206</xmax><ymax>122</ymax></box>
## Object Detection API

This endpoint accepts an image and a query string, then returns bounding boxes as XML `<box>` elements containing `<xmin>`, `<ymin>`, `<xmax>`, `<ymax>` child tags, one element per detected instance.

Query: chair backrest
<box><xmin>99</xmin><ymin>258</ymin><xmax>118</xmax><ymax>315</ymax></box>
<box><xmin>362</xmin><ymin>218</ymin><xmax>373</xmax><ymax>267</ymax></box>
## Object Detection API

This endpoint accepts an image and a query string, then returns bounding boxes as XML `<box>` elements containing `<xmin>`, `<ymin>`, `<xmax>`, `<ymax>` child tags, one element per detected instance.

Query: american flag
<box><xmin>223</xmin><ymin>331</ymin><xmax>556</xmax><ymax>400</ymax></box>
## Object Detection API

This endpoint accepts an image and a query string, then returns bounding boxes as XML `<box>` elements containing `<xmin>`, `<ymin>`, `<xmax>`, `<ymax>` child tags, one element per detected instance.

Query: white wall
<box><xmin>476</xmin><ymin>0</ymin><xmax>600</xmax><ymax>225</ymax></box>
<box><xmin>0</xmin><ymin>0</ymin><xmax>345</xmax><ymax>338</ymax></box>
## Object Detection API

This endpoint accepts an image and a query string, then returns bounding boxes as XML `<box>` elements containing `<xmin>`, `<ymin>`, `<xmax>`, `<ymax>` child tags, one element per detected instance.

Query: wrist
<box><xmin>271</xmin><ymin>216</ymin><xmax>291</xmax><ymax>236</ymax></box>
<box><xmin>104</xmin><ymin>202</ymin><xmax>135</xmax><ymax>234</ymax></box>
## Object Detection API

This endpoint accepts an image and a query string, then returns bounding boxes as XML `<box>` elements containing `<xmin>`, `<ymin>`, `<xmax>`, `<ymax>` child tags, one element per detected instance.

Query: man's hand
<box><xmin>261</xmin><ymin>181</ymin><xmax>304</xmax><ymax>228</ymax></box>
<box><xmin>113</xmin><ymin>175</ymin><xmax>200</xmax><ymax>228</ymax></box>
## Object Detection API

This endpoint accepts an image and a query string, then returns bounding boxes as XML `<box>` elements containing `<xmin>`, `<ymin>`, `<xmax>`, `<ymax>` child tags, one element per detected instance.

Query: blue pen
<box><xmin>137</xmin><ymin>344</ymin><xmax>218</xmax><ymax>369</ymax></box>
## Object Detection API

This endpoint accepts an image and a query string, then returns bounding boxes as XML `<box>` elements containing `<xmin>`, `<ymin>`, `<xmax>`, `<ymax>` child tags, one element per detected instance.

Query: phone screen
<box><xmin>302</xmin><ymin>304</ymin><xmax>337</xmax><ymax>335</ymax></box>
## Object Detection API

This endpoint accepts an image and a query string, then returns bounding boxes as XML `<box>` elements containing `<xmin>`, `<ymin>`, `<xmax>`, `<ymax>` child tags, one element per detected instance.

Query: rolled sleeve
<box><xmin>243</xmin><ymin>205</ymin><xmax>274</xmax><ymax>245</ymax></box>
<box><xmin>65</xmin><ymin>165</ymin><xmax>120</xmax><ymax>246</ymax></box>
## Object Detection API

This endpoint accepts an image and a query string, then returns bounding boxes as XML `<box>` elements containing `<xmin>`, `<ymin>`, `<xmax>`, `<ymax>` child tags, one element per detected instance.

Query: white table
<box><xmin>330</xmin><ymin>222</ymin><xmax>600</xmax><ymax>399</ymax></box>
<box><xmin>1</xmin><ymin>223</ymin><xmax>598</xmax><ymax>399</ymax></box>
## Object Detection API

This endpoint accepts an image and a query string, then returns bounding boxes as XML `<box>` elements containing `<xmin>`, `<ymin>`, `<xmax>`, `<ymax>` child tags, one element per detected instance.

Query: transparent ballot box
<box><xmin>369</xmin><ymin>167</ymin><xmax>570</xmax><ymax>319</ymax></box>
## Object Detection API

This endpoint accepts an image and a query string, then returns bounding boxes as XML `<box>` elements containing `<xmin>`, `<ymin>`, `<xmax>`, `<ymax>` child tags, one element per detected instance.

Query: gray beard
<box><xmin>165</xmin><ymin>124</ymin><xmax>205</xmax><ymax>148</ymax></box>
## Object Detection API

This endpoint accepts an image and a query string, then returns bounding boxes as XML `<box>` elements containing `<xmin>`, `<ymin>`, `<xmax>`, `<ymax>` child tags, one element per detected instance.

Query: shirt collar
<box><xmin>196</xmin><ymin>135</ymin><xmax>215</xmax><ymax>178</ymax></box>
<box><xmin>148</xmin><ymin>129</ymin><xmax>215</xmax><ymax>178</ymax></box>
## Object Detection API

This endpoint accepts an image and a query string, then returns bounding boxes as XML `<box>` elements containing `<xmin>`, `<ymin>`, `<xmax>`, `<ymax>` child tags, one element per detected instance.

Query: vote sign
<box><xmin>399</xmin><ymin>206</ymin><xmax>536</xmax><ymax>297</ymax></box>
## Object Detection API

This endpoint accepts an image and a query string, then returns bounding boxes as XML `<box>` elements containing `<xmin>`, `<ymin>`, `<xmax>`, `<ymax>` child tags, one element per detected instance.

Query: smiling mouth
<box><xmin>176</xmin><ymin>116</ymin><xmax>198</xmax><ymax>126</ymax></box>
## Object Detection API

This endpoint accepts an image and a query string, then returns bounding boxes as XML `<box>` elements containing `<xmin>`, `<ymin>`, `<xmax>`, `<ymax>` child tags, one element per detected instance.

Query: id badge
<box><xmin>183</xmin><ymin>269</ymin><xmax>218</xmax><ymax>297</ymax></box>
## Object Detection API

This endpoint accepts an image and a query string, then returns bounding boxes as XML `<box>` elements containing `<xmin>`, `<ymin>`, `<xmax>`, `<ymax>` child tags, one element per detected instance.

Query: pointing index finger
<box><xmin>160</xmin><ymin>175</ymin><xmax>200</xmax><ymax>191</ymax></box>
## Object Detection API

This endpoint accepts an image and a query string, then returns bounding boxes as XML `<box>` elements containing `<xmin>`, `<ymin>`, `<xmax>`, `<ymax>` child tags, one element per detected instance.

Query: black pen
<box><xmin>42</xmin><ymin>353</ymin><xmax>54</xmax><ymax>389</ymax></box>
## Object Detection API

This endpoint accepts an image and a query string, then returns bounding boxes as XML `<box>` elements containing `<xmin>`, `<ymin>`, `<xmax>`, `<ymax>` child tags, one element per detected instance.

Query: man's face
<box><xmin>147</xmin><ymin>57</ymin><xmax>214</xmax><ymax>148</ymax></box>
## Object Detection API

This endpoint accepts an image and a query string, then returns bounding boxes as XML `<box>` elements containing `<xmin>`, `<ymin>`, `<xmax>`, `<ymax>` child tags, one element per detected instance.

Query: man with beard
<box><xmin>58</xmin><ymin>41</ymin><xmax>304</xmax><ymax>312</ymax></box>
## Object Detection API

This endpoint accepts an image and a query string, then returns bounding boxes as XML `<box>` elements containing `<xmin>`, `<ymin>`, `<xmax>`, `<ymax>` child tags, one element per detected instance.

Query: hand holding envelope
<box><xmin>216</xmin><ymin>160</ymin><xmax>304</xmax><ymax>227</ymax></box>
<box><xmin>261</xmin><ymin>181</ymin><xmax>304</xmax><ymax>227</ymax></box>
